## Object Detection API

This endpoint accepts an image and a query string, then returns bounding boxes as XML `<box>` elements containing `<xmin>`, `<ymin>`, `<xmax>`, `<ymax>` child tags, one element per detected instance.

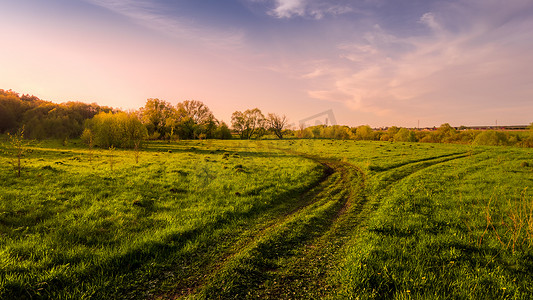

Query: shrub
<box><xmin>5</xmin><ymin>127</ymin><xmax>30</xmax><ymax>177</ymax></box>
<box><xmin>215</xmin><ymin>122</ymin><xmax>233</xmax><ymax>139</ymax></box>
<box><xmin>83</xmin><ymin>112</ymin><xmax>147</xmax><ymax>148</ymax></box>
<box><xmin>473</xmin><ymin>130</ymin><xmax>509</xmax><ymax>146</ymax></box>
<box><xmin>393</xmin><ymin>128</ymin><xmax>417</xmax><ymax>142</ymax></box>
<box><xmin>354</xmin><ymin>125</ymin><xmax>374</xmax><ymax>140</ymax></box>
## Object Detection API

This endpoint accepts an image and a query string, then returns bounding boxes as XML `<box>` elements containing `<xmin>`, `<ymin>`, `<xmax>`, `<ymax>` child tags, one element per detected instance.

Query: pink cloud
<box><xmin>301</xmin><ymin>2</ymin><xmax>533</xmax><ymax>125</ymax></box>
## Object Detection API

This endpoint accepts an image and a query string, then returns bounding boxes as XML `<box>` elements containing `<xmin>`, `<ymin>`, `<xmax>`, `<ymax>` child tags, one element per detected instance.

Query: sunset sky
<box><xmin>1</xmin><ymin>0</ymin><xmax>532</xmax><ymax>128</ymax></box>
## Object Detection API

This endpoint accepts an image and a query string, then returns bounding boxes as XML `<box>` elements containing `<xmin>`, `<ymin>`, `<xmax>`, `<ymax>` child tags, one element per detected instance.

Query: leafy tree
<box><xmin>436</xmin><ymin>123</ymin><xmax>458</xmax><ymax>143</ymax></box>
<box><xmin>310</xmin><ymin>125</ymin><xmax>323</xmax><ymax>138</ymax></box>
<box><xmin>84</xmin><ymin>112</ymin><xmax>116</xmax><ymax>147</ymax></box>
<box><xmin>22</xmin><ymin>103</ymin><xmax>57</xmax><ymax>138</ymax></box>
<box><xmin>120</xmin><ymin>112</ymin><xmax>148</xmax><ymax>148</ymax></box>
<box><xmin>231</xmin><ymin>111</ymin><xmax>247</xmax><ymax>139</ymax></box>
<box><xmin>81</xmin><ymin>128</ymin><xmax>95</xmax><ymax>164</ymax></box>
<box><xmin>323</xmin><ymin>125</ymin><xmax>353</xmax><ymax>139</ymax></box>
<box><xmin>84</xmin><ymin>112</ymin><xmax>147</xmax><ymax>148</ymax></box>
<box><xmin>300</xmin><ymin>127</ymin><xmax>314</xmax><ymax>138</ymax></box>
<box><xmin>418</xmin><ymin>124</ymin><xmax>457</xmax><ymax>143</ymax></box>
<box><xmin>380</xmin><ymin>126</ymin><xmax>399</xmax><ymax>141</ymax></box>
<box><xmin>204</xmin><ymin>116</ymin><xmax>218</xmax><ymax>139</ymax></box>
<box><xmin>231</xmin><ymin>108</ymin><xmax>266</xmax><ymax>139</ymax></box>
<box><xmin>473</xmin><ymin>130</ymin><xmax>509</xmax><ymax>146</ymax></box>
<box><xmin>267</xmin><ymin>113</ymin><xmax>288</xmax><ymax>139</ymax></box>
<box><xmin>164</xmin><ymin>106</ymin><xmax>186</xmax><ymax>141</ymax></box>
<box><xmin>215</xmin><ymin>122</ymin><xmax>233</xmax><ymax>139</ymax></box>
<box><xmin>0</xmin><ymin>90</ymin><xmax>28</xmax><ymax>133</ymax></box>
<box><xmin>455</xmin><ymin>130</ymin><xmax>478</xmax><ymax>144</ymax></box>
<box><xmin>526</xmin><ymin>123</ymin><xmax>533</xmax><ymax>147</ymax></box>
<box><xmin>354</xmin><ymin>125</ymin><xmax>375</xmax><ymax>140</ymax></box>
<box><xmin>140</xmin><ymin>98</ymin><xmax>174</xmax><ymax>139</ymax></box>
<box><xmin>394</xmin><ymin>128</ymin><xmax>417</xmax><ymax>142</ymax></box>
<box><xmin>1</xmin><ymin>89</ymin><xmax>107</xmax><ymax>138</ymax></box>
<box><xmin>176</xmin><ymin>100</ymin><xmax>217</xmax><ymax>139</ymax></box>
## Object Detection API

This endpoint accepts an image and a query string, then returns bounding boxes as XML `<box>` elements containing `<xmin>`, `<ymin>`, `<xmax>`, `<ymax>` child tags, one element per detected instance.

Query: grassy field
<box><xmin>0</xmin><ymin>138</ymin><xmax>532</xmax><ymax>299</ymax></box>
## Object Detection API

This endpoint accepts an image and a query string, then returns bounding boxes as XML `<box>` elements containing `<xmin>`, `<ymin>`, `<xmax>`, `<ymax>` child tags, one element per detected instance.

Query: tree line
<box><xmin>0</xmin><ymin>90</ymin><xmax>290</xmax><ymax>147</ymax></box>
<box><xmin>295</xmin><ymin>123</ymin><xmax>533</xmax><ymax>147</ymax></box>
<box><xmin>1</xmin><ymin>89</ymin><xmax>532</xmax><ymax>148</ymax></box>
<box><xmin>0</xmin><ymin>89</ymin><xmax>113</xmax><ymax>140</ymax></box>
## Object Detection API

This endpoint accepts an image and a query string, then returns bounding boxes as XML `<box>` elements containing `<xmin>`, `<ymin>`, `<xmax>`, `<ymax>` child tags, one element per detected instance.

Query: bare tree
<box><xmin>267</xmin><ymin>113</ymin><xmax>288</xmax><ymax>139</ymax></box>
<box><xmin>177</xmin><ymin>100</ymin><xmax>214</xmax><ymax>125</ymax></box>
<box><xmin>298</xmin><ymin>122</ymin><xmax>306</xmax><ymax>138</ymax></box>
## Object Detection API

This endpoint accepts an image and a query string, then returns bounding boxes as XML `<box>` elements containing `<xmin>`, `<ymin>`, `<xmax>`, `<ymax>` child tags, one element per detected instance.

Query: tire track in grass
<box><xmin>199</xmin><ymin>151</ymin><xmax>482</xmax><ymax>299</ymax></box>
<box><xmin>172</xmin><ymin>151</ymin><xmax>480</xmax><ymax>299</ymax></box>
<box><xmin>255</xmin><ymin>152</ymin><xmax>484</xmax><ymax>299</ymax></box>
<box><xmin>181</xmin><ymin>155</ymin><xmax>370</xmax><ymax>299</ymax></box>
<box><xmin>330</xmin><ymin>150</ymin><xmax>490</xmax><ymax>299</ymax></box>
<box><xmin>371</xmin><ymin>151</ymin><xmax>480</xmax><ymax>193</ymax></box>
<box><xmin>158</xmin><ymin>161</ymin><xmax>337</xmax><ymax>299</ymax></box>
<box><xmin>368</xmin><ymin>152</ymin><xmax>469</xmax><ymax>172</ymax></box>
<box><xmin>247</xmin><ymin>159</ymin><xmax>372</xmax><ymax>299</ymax></box>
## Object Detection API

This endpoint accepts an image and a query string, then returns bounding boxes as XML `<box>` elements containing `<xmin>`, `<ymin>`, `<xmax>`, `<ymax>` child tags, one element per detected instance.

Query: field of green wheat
<box><xmin>0</xmin><ymin>139</ymin><xmax>532</xmax><ymax>299</ymax></box>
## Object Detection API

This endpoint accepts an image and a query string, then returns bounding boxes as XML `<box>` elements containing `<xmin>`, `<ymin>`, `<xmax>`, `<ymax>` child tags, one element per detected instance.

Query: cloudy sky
<box><xmin>1</xmin><ymin>0</ymin><xmax>532</xmax><ymax>127</ymax></box>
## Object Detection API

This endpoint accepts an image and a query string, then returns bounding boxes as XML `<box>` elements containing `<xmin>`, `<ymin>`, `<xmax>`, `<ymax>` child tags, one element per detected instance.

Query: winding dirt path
<box><xmin>158</xmin><ymin>149</ymin><xmax>477</xmax><ymax>299</ymax></box>
<box><xmin>165</xmin><ymin>153</ymin><xmax>370</xmax><ymax>299</ymax></box>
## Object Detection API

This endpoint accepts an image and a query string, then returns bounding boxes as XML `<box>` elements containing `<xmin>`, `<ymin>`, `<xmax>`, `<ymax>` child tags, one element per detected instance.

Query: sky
<box><xmin>1</xmin><ymin>0</ymin><xmax>532</xmax><ymax>128</ymax></box>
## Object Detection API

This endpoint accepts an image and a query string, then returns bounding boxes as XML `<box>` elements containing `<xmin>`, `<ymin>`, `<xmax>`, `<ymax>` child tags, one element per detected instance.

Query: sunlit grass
<box><xmin>0</xmin><ymin>139</ymin><xmax>322</xmax><ymax>298</ymax></box>
<box><xmin>0</xmin><ymin>138</ymin><xmax>531</xmax><ymax>299</ymax></box>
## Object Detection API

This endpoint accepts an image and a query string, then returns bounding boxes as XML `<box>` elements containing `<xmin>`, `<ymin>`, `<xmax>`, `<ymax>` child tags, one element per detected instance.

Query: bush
<box><xmin>473</xmin><ymin>130</ymin><xmax>509</xmax><ymax>146</ymax></box>
<box><xmin>393</xmin><ymin>128</ymin><xmax>417</xmax><ymax>142</ymax></box>
<box><xmin>83</xmin><ymin>112</ymin><xmax>147</xmax><ymax>148</ymax></box>
<box><xmin>215</xmin><ymin>122</ymin><xmax>233</xmax><ymax>139</ymax></box>
<box><xmin>354</xmin><ymin>125</ymin><xmax>374</xmax><ymax>140</ymax></box>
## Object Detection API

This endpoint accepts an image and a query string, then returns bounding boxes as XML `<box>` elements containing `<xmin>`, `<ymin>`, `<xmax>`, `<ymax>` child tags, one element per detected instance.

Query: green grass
<box><xmin>0</xmin><ymin>138</ymin><xmax>532</xmax><ymax>299</ymax></box>
<box><xmin>0</xmin><ymin>140</ymin><xmax>321</xmax><ymax>298</ymax></box>
<box><xmin>280</xmin><ymin>140</ymin><xmax>533</xmax><ymax>299</ymax></box>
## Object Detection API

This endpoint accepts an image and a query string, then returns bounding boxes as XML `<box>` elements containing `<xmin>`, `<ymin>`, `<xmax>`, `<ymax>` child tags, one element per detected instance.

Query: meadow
<box><xmin>0</xmin><ymin>138</ymin><xmax>531</xmax><ymax>299</ymax></box>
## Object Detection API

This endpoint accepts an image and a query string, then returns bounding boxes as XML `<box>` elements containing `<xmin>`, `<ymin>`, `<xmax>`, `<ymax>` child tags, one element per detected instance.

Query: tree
<box><xmin>204</xmin><ymin>115</ymin><xmax>218</xmax><ymax>139</ymax></box>
<box><xmin>215</xmin><ymin>122</ymin><xmax>233</xmax><ymax>139</ymax></box>
<box><xmin>5</xmin><ymin>127</ymin><xmax>30</xmax><ymax>177</ymax></box>
<box><xmin>380</xmin><ymin>126</ymin><xmax>399</xmax><ymax>141</ymax></box>
<box><xmin>436</xmin><ymin>123</ymin><xmax>458</xmax><ymax>143</ymax></box>
<box><xmin>231</xmin><ymin>111</ymin><xmax>247</xmax><ymax>139</ymax></box>
<box><xmin>310</xmin><ymin>125</ymin><xmax>323</xmax><ymax>138</ymax></box>
<box><xmin>525</xmin><ymin>123</ymin><xmax>533</xmax><ymax>147</ymax></box>
<box><xmin>178</xmin><ymin>100</ymin><xmax>214</xmax><ymax>125</ymax></box>
<box><xmin>323</xmin><ymin>125</ymin><xmax>352</xmax><ymax>139</ymax></box>
<box><xmin>231</xmin><ymin>108</ymin><xmax>266</xmax><ymax>139</ymax></box>
<box><xmin>81</xmin><ymin>128</ymin><xmax>95</xmax><ymax>164</ymax></box>
<box><xmin>0</xmin><ymin>90</ymin><xmax>25</xmax><ymax>133</ymax></box>
<box><xmin>175</xmin><ymin>100</ymin><xmax>217</xmax><ymax>139</ymax></box>
<box><xmin>267</xmin><ymin>113</ymin><xmax>288</xmax><ymax>139</ymax></box>
<box><xmin>354</xmin><ymin>125</ymin><xmax>375</xmax><ymax>140</ymax></box>
<box><xmin>0</xmin><ymin>89</ymin><xmax>107</xmax><ymax>138</ymax></box>
<box><xmin>473</xmin><ymin>130</ymin><xmax>508</xmax><ymax>146</ymax></box>
<box><xmin>121</xmin><ymin>112</ymin><xmax>148</xmax><ymax>149</ymax></box>
<box><xmin>83</xmin><ymin>112</ymin><xmax>147</xmax><ymax>148</ymax></box>
<box><xmin>140</xmin><ymin>98</ymin><xmax>174</xmax><ymax>139</ymax></box>
<box><xmin>394</xmin><ymin>128</ymin><xmax>417</xmax><ymax>142</ymax></box>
